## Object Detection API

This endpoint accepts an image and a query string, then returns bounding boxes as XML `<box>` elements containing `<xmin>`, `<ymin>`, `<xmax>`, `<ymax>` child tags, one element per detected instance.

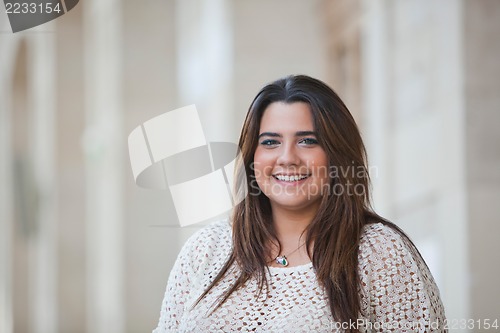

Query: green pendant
<box><xmin>276</xmin><ymin>255</ymin><xmax>288</xmax><ymax>266</ymax></box>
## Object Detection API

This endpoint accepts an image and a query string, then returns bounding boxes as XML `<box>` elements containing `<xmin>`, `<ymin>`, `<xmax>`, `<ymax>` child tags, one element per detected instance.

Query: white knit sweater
<box><xmin>153</xmin><ymin>220</ymin><xmax>446</xmax><ymax>332</ymax></box>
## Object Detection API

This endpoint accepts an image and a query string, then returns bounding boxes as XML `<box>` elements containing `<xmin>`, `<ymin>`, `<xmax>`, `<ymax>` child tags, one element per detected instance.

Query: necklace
<box><xmin>274</xmin><ymin>243</ymin><xmax>306</xmax><ymax>267</ymax></box>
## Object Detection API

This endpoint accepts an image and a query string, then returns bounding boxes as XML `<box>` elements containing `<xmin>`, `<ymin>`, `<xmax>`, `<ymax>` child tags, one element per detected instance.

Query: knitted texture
<box><xmin>153</xmin><ymin>220</ymin><xmax>446</xmax><ymax>332</ymax></box>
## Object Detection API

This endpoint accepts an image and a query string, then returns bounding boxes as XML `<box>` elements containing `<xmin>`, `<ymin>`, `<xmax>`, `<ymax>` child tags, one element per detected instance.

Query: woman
<box><xmin>153</xmin><ymin>75</ymin><xmax>446</xmax><ymax>332</ymax></box>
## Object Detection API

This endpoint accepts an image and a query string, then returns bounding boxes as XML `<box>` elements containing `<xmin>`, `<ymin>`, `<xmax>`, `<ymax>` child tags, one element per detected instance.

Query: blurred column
<box><xmin>0</xmin><ymin>33</ymin><xmax>16</xmax><ymax>333</ymax></box>
<box><xmin>175</xmin><ymin>0</ymin><xmax>234</xmax><ymax>143</ymax></box>
<box><xmin>360</xmin><ymin>0</ymin><xmax>392</xmax><ymax>216</ymax></box>
<box><xmin>464</xmin><ymin>0</ymin><xmax>500</xmax><ymax>323</ymax></box>
<box><xmin>29</xmin><ymin>24</ymin><xmax>58</xmax><ymax>333</ymax></box>
<box><xmin>0</xmin><ymin>21</ymin><xmax>58</xmax><ymax>333</ymax></box>
<box><xmin>83</xmin><ymin>0</ymin><xmax>125</xmax><ymax>332</ymax></box>
<box><xmin>431</xmin><ymin>0</ymin><xmax>469</xmax><ymax>321</ymax></box>
<box><xmin>174</xmin><ymin>0</ymin><xmax>234</xmax><ymax>237</ymax></box>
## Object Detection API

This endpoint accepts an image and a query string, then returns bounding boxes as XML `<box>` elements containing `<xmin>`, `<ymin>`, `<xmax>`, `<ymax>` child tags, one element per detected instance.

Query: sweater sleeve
<box><xmin>358</xmin><ymin>224</ymin><xmax>447</xmax><ymax>332</ymax></box>
<box><xmin>152</xmin><ymin>220</ymin><xmax>232</xmax><ymax>333</ymax></box>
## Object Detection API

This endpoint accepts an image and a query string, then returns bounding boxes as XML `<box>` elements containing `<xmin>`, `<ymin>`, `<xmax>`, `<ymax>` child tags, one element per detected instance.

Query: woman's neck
<box><xmin>268</xmin><ymin>205</ymin><xmax>317</xmax><ymax>266</ymax></box>
<box><xmin>270</xmin><ymin>205</ymin><xmax>317</xmax><ymax>241</ymax></box>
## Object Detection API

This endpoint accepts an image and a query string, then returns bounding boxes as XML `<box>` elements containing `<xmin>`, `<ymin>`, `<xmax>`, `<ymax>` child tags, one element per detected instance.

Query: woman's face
<box><xmin>253</xmin><ymin>102</ymin><xmax>329</xmax><ymax>213</ymax></box>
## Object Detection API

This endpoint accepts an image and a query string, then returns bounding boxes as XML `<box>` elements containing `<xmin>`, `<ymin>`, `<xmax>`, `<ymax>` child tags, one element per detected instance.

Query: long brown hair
<box><xmin>195</xmin><ymin>75</ymin><xmax>410</xmax><ymax>331</ymax></box>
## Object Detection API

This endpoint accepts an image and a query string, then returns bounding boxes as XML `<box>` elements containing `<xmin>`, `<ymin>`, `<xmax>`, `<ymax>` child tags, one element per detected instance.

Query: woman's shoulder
<box><xmin>181</xmin><ymin>218</ymin><xmax>232</xmax><ymax>255</ymax></box>
<box><xmin>357</xmin><ymin>223</ymin><xmax>447</xmax><ymax>324</ymax></box>
<box><xmin>357</xmin><ymin>221</ymin><xmax>434</xmax><ymax>285</ymax></box>
<box><xmin>358</xmin><ymin>222</ymin><xmax>419</xmax><ymax>265</ymax></box>
<box><xmin>360</xmin><ymin>222</ymin><xmax>407</xmax><ymax>249</ymax></box>
<box><xmin>186</xmin><ymin>218</ymin><xmax>232</xmax><ymax>243</ymax></box>
<box><xmin>177</xmin><ymin>219</ymin><xmax>232</xmax><ymax>267</ymax></box>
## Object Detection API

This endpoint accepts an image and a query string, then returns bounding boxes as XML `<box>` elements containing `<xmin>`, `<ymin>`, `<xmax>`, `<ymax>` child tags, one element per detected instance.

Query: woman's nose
<box><xmin>276</xmin><ymin>143</ymin><xmax>300</xmax><ymax>166</ymax></box>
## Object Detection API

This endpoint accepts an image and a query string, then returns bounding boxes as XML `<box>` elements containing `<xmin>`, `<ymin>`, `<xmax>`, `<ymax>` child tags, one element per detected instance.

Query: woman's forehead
<box><xmin>259</xmin><ymin>102</ymin><xmax>314</xmax><ymax>133</ymax></box>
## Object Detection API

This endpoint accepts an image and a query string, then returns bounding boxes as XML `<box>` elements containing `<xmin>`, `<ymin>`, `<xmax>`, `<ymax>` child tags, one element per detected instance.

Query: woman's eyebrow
<box><xmin>258</xmin><ymin>132</ymin><xmax>281</xmax><ymax>139</ymax></box>
<box><xmin>295</xmin><ymin>131</ymin><xmax>317</xmax><ymax>137</ymax></box>
<box><xmin>258</xmin><ymin>131</ymin><xmax>317</xmax><ymax>139</ymax></box>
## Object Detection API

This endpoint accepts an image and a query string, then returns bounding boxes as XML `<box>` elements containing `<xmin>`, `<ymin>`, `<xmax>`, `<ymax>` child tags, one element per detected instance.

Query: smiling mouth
<box><xmin>273</xmin><ymin>174</ymin><xmax>310</xmax><ymax>182</ymax></box>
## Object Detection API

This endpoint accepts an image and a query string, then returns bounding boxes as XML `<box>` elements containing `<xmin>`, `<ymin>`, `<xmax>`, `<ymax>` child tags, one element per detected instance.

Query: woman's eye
<box><xmin>260</xmin><ymin>139</ymin><xmax>280</xmax><ymax>146</ymax></box>
<box><xmin>299</xmin><ymin>138</ymin><xmax>319</xmax><ymax>145</ymax></box>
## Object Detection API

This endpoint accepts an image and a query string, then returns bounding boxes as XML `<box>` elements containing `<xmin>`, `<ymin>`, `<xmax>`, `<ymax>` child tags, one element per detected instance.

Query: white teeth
<box><xmin>275</xmin><ymin>174</ymin><xmax>308</xmax><ymax>182</ymax></box>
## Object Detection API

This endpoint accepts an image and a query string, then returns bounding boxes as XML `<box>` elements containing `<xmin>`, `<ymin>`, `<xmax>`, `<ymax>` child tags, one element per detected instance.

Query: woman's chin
<box><xmin>268</xmin><ymin>196</ymin><xmax>321</xmax><ymax>211</ymax></box>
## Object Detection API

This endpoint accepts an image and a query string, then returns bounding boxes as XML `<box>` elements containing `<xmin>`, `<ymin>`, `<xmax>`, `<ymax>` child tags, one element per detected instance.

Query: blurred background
<box><xmin>1</xmin><ymin>0</ymin><xmax>499</xmax><ymax>332</ymax></box>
